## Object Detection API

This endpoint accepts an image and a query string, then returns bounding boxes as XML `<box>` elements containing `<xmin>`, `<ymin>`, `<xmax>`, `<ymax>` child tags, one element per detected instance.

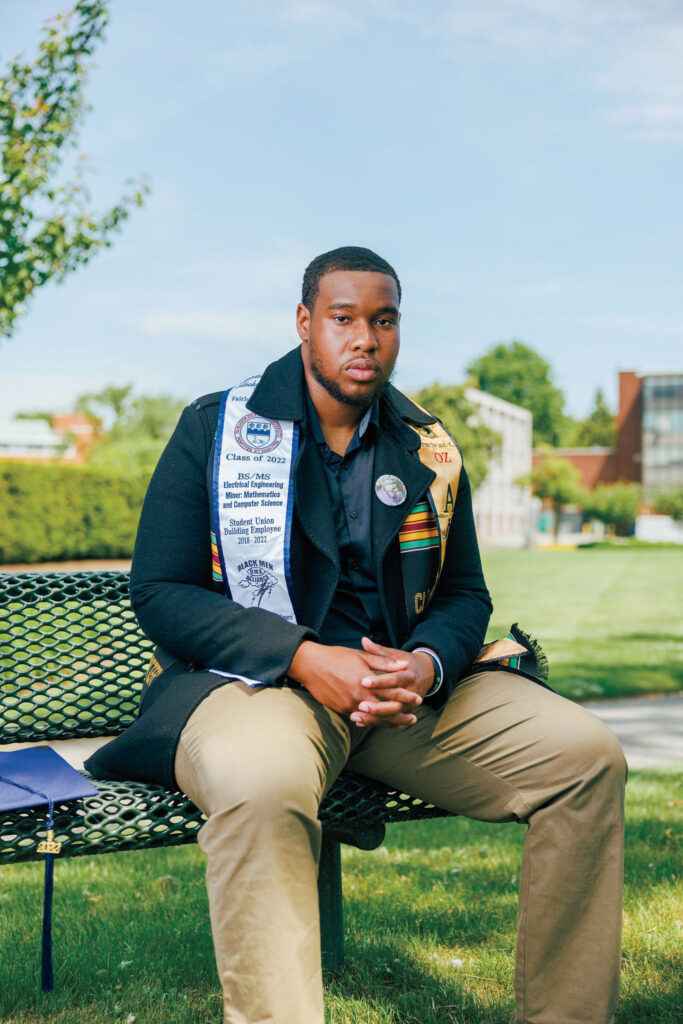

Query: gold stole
<box><xmin>413</xmin><ymin>418</ymin><xmax>462</xmax><ymax>585</ymax></box>
<box><xmin>396</xmin><ymin>417</ymin><xmax>462</xmax><ymax>618</ymax></box>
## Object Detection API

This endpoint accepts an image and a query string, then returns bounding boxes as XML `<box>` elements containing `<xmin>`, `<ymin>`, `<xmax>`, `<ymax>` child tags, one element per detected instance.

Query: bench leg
<box><xmin>318</xmin><ymin>835</ymin><xmax>344</xmax><ymax>974</ymax></box>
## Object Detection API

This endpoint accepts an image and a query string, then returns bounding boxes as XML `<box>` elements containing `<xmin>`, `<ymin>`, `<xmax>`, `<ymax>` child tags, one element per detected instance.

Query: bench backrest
<box><xmin>0</xmin><ymin>571</ymin><xmax>152</xmax><ymax>743</ymax></box>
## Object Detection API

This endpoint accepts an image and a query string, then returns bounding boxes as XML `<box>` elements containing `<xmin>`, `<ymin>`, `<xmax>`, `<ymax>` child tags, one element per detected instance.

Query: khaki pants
<box><xmin>174</xmin><ymin>670</ymin><xmax>627</xmax><ymax>1024</ymax></box>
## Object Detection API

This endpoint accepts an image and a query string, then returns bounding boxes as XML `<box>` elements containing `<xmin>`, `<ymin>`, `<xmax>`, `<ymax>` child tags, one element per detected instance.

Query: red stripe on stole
<box><xmin>401</xmin><ymin>512</ymin><xmax>432</xmax><ymax>528</ymax></box>
<box><xmin>401</xmin><ymin>524</ymin><xmax>438</xmax><ymax>540</ymax></box>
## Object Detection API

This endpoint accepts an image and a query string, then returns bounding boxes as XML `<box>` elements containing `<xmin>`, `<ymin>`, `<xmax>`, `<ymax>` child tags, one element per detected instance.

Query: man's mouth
<box><xmin>345</xmin><ymin>360</ymin><xmax>381</xmax><ymax>382</ymax></box>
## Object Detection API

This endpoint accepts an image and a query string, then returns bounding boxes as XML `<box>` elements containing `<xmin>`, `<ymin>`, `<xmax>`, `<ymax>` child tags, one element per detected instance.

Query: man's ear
<box><xmin>296</xmin><ymin>302</ymin><xmax>311</xmax><ymax>343</ymax></box>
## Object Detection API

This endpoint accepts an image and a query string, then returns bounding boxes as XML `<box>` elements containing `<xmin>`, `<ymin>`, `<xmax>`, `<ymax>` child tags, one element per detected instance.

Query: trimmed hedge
<box><xmin>0</xmin><ymin>460</ymin><xmax>150</xmax><ymax>564</ymax></box>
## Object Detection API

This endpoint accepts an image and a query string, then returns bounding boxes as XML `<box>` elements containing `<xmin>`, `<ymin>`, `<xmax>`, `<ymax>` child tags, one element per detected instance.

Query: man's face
<box><xmin>297</xmin><ymin>270</ymin><xmax>401</xmax><ymax>409</ymax></box>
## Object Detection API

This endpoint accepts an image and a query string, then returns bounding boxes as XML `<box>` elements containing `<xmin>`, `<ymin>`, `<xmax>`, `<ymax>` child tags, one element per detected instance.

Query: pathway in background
<box><xmin>585</xmin><ymin>694</ymin><xmax>682</xmax><ymax>770</ymax></box>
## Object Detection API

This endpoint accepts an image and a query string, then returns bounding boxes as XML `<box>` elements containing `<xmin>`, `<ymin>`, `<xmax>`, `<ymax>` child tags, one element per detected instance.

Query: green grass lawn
<box><xmin>481</xmin><ymin>547</ymin><xmax>683</xmax><ymax>700</ymax></box>
<box><xmin>0</xmin><ymin>768</ymin><xmax>680</xmax><ymax>1024</ymax></box>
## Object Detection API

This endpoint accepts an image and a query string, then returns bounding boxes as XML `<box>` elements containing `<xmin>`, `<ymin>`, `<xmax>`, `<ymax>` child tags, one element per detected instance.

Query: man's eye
<box><xmin>376</xmin><ymin>318</ymin><xmax>395</xmax><ymax>326</ymax></box>
<box><xmin>333</xmin><ymin>315</ymin><xmax>350</xmax><ymax>323</ymax></box>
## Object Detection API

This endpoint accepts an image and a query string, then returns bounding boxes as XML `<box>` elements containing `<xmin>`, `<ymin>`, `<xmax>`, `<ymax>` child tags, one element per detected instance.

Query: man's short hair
<box><xmin>301</xmin><ymin>246</ymin><xmax>401</xmax><ymax>311</ymax></box>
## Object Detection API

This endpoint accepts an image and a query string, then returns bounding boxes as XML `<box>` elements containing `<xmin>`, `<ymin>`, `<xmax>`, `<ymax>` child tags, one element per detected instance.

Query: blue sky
<box><xmin>1</xmin><ymin>0</ymin><xmax>682</xmax><ymax>421</ymax></box>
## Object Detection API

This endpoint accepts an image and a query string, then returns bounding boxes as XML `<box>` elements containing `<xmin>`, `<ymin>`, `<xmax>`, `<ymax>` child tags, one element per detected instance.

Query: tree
<box><xmin>85</xmin><ymin>435</ymin><xmax>173</xmax><ymax>475</ymax></box>
<box><xmin>582</xmin><ymin>483</ymin><xmax>641</xmax><ymax>536</ymax></box>
<box><xmin>558</xmin><ymin>413</ymin><xmax>581</xmax><ymax>448</ymax></box>
<box><xmin>0</xmin><ymin>0</ymin><xmax>149</xmax><ymax>340</ymax></box>
<box><xmin>413</xmin><ymin>382</ymin><xmax>501</xmax><ymax>493</ymax></box>
<box><xmin>652</xmin><ymin>488</ymin><xmax>683</xmax><ymax>523</ymax></box>
<box><xmin>520</xmin><ymin>453</ymin><xmax>581</xmax><ymax>540</ymax></box>
<box><xmin>571</xmin><ymin>389</ymin><xmax>615</xmax><ymax>448</ymax></box>
<box><xmin>466</xmin><ymin>341</ymin><xmax>565</xmax><ymax>446</ymax></box>
<box><xmin>75</xmin><ymin>385</ymin><xmax>185</xmax><ymax>440</ymax></box>
<box><xmin>75</xmin><ymin>383</ymin><xmax>135</xmax><ymax>434</ymax></box>
<box><xmin>76</xmin><ymin>384</ymin><xmax>185</xmax><ymax>475</ymax></box>
<box><xmin>13</xmin><ymin>410</ymin><xmax>55</xmax><ymax>426</ymax></box>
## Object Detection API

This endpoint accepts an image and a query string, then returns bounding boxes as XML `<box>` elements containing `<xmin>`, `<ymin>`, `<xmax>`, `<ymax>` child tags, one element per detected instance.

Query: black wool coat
<box><xmin>86</xmin><ymin>347</ymin><xmax>493</xmax><ymax>789</ymax></box>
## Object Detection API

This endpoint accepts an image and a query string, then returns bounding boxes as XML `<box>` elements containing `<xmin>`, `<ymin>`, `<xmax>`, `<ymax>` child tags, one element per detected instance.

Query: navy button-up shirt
<box><xmin>304</xmin><ymin>389</ymin><xmax>391</xmax><ymax>650</ymax></box>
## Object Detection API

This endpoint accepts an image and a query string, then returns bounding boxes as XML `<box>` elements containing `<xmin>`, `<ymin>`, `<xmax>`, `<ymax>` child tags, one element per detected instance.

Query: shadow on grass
<box><xmin>617</xmin><ymin>632</ymin><xmax>683</xmax><ymax>644</ymax></box>
<box><xmin>327</xmin><ymin>933</ymin><xmax>514</xmax><ymax>1024</ymax></box>
<box><xmin>344</xmin><ymin>859</ymin><xmax>521</xmax><ymax>947</ymax></box>
<box><xmin>551</xmin><ymin>660</ymin><xmax>682</xmax><ymax>698</ymax></box>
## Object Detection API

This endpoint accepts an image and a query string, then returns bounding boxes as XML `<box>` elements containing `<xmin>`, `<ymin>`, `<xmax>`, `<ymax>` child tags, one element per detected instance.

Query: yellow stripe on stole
<box><xmin>409</xmin><ymin>411</ymin><xmax>463</xmax><ymax>585</ymax></box>
<box><xmin>402</xmin><ymin>528</ymin><xmax>439</xmax><ymax>541</ymax></box>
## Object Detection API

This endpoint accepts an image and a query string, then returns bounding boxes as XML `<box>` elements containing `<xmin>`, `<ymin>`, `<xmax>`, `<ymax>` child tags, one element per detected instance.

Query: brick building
<box><xmin>533</xmin><ymin>369</ymin><xmax>683</xmax><ymax>493</ymax></box>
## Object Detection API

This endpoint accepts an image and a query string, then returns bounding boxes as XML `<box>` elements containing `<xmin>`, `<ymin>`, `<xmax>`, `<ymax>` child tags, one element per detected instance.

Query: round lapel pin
<box><xmin>375</xmin><ymin>474</ymin><xmax>407</xmax><ymax>507</ymax></box>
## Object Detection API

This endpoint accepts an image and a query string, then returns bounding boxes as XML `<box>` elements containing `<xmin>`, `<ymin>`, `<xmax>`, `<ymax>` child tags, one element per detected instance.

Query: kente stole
<box><xmin>399</xmin><ymin>418</ymin><xmax>462</xmax><ymax>618</ymax></box>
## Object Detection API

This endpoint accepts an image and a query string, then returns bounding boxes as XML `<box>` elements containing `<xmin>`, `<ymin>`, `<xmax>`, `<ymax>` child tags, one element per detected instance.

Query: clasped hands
<box><xmin>287</xmin><ymin>636</ymin><xmax>435</xmax><ymax>728</ymax></box>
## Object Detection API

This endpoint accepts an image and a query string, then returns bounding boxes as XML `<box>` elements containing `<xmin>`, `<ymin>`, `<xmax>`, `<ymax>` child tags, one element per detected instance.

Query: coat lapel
<box><xmin>372</xmin><ymin>416</ymin><xmax>435</xmax><ymax>569</ymax></box>
<box><xmin>247</xmin><ymin>347</ymin><xmax>338</xmax><ymax>569</ymax></box>
<box><xmin>293</xmin><ymin>432</ymin><xmax>339</xmax><ymax>571</ymax></box>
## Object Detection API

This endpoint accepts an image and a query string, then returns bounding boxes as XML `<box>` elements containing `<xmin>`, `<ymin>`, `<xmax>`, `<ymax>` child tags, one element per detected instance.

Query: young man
<box><xmin>88</xmin><ymin>247</ymin><xmax>627</xmax><ymax>1024</ymax></box>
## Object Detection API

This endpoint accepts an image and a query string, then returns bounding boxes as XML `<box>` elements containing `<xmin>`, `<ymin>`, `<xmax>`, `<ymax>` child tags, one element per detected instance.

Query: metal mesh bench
<box><xmin>0</xmin><ymin>570</ymin><xmax>451</xmax><ymax>971</ymax></box>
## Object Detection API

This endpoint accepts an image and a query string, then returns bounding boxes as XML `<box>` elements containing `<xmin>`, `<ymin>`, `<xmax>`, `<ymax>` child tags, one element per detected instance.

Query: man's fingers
<box><xmin>361</xmin><ymin>636</ymin><xmax>401</xmax><ymax>658</ymax></box>
<box><xmin>350</xmin><ymin>709</ymin><xmax>417</xmax><ymax>728</ymax></box>
<box><xmin>359</xmin><ymin>687</ymin><xmax>421</xmax><ymax>707</ymax></box>
<box><xmin>361</xmin><ymin>670</ymin><xmax>415</xmax><ymax>690</ymax></box>
<box><xmin>357</xmin><ymin>699</ymin><xmax>409</xmax><ymax>716</ymax></box>
<box><xmin>362</xmin><ymin>653</ymin><xmax>409</xmax><ymax>673</ymax></box>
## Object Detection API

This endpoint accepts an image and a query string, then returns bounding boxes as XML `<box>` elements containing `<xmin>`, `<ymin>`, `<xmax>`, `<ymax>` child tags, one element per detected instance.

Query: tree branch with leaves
<box><xmin>0</xmin><ymin>0</ymin><xmax>149</xmax><ymax>339</ymax></box>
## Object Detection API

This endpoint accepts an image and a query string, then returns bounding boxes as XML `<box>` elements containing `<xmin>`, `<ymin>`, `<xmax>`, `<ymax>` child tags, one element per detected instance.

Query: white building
<box><xmin>0</xmin><ymin>420</ymin><xmax>69</xmax><ymax>460</ymax></box>
<box><xmin>466</xmin><ymin>387</ymin><xmax>533</xmax><ymax>547</ymax></box>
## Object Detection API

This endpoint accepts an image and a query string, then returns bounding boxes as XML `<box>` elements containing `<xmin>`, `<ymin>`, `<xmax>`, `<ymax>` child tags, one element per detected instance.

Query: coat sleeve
<box><xmin>401</xmin><ymin>464</ymin><xmax>493</xmax><ymax>706</ymax></box>
<box><xmin>129</xmin><ymin>401</ymin><xmax>317</xmax><ymax>683</ymax></box>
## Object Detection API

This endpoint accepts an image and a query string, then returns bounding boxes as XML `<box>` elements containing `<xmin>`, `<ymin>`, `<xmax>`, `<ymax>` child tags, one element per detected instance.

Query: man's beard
<box><xmin>309</xmin><ymin>344</ymin><xmax>391</xmax><ymax>409</ymax></box>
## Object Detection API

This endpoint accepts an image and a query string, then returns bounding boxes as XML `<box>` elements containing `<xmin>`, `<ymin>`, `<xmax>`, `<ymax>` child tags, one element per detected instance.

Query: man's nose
<box><xmin>351</xmin><ymin>321</ymin><xmax>378</xmax><ymax>350</ymax></box>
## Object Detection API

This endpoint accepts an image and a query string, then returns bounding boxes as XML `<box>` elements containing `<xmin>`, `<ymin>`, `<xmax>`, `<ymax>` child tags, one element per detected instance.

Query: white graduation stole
<box><xmin>212</xmin><ymin>377</ymin><xmax>300</xmax><ymax>630</ymax></box>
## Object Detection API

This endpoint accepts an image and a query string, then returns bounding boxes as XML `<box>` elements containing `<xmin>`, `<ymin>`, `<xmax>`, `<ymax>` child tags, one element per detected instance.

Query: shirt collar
<box><xmin>304</xmin><ymin>386</ymin><xmax>379</xmax><ymax>448</ymax></box>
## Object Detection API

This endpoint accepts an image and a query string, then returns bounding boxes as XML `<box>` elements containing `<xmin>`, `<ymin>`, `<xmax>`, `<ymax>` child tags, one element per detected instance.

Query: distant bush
<box><xmin>653</xmin><ymin>488</ymin><xmax>683</xmax><ymax>523</ymax></box>
<box><xmin>518</xmin><ymin>452</ymin><xmax>582</xmax><ymax>540</ymax></box>
<box><xmin>0</xmin><ymin>461</ymin><xmax>149</xmax><ymax>563</ymax></box>
<box><xmin>581</xmin><ymin>482</ymin><xmax>642</xmax><ymax>535</ymax></box>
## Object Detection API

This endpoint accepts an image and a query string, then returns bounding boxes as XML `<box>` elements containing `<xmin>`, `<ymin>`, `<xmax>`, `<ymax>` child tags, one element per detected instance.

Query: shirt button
<box><xmin>322</xmin><ymin>445</ymin><xmax>330</xmax><ymax>456</ymax></box>
<box><xmin>342</xmin><ymin>463</ymin><xmax>350</xmax><ymax>471</ymax></box>
<box><xmin>349</xmin><ymin>510</ymin><xmax>359</xmax><ymax>519</ymax></box>
<box><xmin>349</xmin><ymin>559</ymin><xmax>359</xmax><ymax>571</ymax></box>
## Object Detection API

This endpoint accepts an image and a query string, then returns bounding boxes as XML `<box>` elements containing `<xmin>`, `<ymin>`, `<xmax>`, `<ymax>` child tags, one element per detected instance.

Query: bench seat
<box><xmin>0</xmin><ymin>570</ymin><xmax>452</xmax><ymax>971</ymax></box>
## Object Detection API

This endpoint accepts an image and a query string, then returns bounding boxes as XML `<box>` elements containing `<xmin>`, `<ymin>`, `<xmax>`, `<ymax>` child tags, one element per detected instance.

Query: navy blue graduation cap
<box><xmin>0</xmin><ymin>746</ymin><xmax>98</xmax><ymax>992</ymax></box>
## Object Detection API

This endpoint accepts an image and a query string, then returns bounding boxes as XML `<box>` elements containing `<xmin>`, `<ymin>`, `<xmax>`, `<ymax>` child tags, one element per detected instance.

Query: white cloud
<box><xmin>141</xmin><ymin>309</ymin><xmax>292</xmax><ymax>340</ymax></box>
<box><xmin>596</xmin><ymin>23</ymin><xmax>683</xmax><ymax>141</ymax></box>
<box><xmin>173</xmin><ymin>243</ymin><xmax>309</xmax><ymax>295</ymax></box>
<box><xmin>209</xmin><ymin>40</ymin><xmax>294</xmax><ymax>83</ymax></box>
<box><xmin>570</xmin><ymin>311</ymin><xmax>683</xmax><ymax>336</ymax></box>
<box><xmin>279</xmin><ymin>0</ymin><xmax>362</xmax><ymax>31</ymax></box>
<box><xmin>0</xmin><ymin>370</ymin><xmax>109</xmax><ymax>418</ymax></box>
<box><xmin>390</xmin><ymin>0</ymin><xmax>683</xmax><ymax>143</ymax></box>
<box><xmin>502</xmin><ymin>280</ymin><xmax>579</xmax><ymax>299</ymax></box>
